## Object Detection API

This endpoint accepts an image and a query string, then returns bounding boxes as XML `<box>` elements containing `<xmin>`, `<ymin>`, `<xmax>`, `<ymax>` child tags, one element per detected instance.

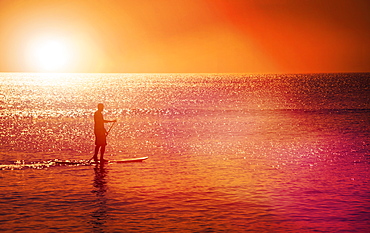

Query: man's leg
<box><xmin>94</xmin><ymin>145</ymin><xmax>100</xmax><ymax>162</ymax></box>
<box><xmin>100</xmin><ymin>145</ymin><xmax>106</xmax><ymax>162</ymax></box>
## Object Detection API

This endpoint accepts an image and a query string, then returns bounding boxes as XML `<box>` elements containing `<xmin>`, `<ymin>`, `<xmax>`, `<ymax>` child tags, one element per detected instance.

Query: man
<box><xmin>93</xmin><ymin>103</ymin><xmax>116</xmax><ymax>163</ymax></box>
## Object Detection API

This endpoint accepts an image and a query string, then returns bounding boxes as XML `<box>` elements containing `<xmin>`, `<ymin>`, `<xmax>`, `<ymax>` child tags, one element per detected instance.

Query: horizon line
<box><xmin>1</xmin><ymin>71</ymin><xmax>369</xmax><ymax>75</ymax></box>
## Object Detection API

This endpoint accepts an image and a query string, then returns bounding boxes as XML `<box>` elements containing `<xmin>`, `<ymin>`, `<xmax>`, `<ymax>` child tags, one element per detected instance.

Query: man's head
<box><xmin>97</xmin><ymin>103</ymin><xmax>104</xmax><ymax>111</ymax></box>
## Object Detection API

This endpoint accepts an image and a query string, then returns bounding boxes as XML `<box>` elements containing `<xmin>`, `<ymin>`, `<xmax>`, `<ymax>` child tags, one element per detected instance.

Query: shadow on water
<box><xmin>90</xmin><ymin>163</ymin><xmax>109</xmax><ymax>233</ymax></box>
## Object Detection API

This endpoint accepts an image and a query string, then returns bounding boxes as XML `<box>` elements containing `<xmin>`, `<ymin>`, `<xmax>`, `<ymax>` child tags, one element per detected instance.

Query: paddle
<box><xmin>88</xmin><ymin>121</ymin><xmax>116</xmax><ymax>163</ymax></box>
<box><xmin>106</xmin><ymin>120</ymin><xmax>116</xmax><ymax>135</ymax></box>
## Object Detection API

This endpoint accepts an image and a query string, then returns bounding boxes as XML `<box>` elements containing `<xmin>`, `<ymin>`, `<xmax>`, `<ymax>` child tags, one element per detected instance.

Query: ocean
<box><xmin>0</xmin><ymin>73</ymin><xmax>369</xmax><ymax>232</ymax></box>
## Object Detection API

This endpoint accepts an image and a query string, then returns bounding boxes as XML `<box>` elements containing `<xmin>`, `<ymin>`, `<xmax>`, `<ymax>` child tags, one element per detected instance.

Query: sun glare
<box><xmin>29</xmin><ymin>37</ymin><xmax>72</xmax><ymax>72</ymax></box>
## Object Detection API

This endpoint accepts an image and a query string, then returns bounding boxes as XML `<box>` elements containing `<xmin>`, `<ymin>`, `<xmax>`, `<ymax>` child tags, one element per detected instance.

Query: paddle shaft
<box><xmin>106</xmin><ymin>121</ymin><xmax>116</xmax><ymax>135</ymax></box>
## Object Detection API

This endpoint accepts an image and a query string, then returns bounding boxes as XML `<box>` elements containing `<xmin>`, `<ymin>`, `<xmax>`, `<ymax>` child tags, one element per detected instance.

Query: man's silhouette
<box><xmin>93</xmin><ymin>103</ymin><xmax>116</xmax><ymax>163</ymax></box>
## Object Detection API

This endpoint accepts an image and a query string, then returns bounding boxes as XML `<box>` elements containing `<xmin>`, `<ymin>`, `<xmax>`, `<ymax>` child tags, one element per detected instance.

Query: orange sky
<box><xmin>0</xmin><ymin>0</ymin><xmax>369</xmax><ymax>73</ymax></box>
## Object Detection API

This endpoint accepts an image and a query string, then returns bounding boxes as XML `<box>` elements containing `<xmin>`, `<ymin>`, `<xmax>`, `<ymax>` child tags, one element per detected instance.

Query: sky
<box><xmin>0</xmin><ymin>0</ymin><xmax>369</xmax><ymax>73</ymax></box>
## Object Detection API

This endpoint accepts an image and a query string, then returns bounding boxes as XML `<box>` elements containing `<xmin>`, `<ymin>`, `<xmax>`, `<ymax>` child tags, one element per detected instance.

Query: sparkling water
<box><xmin>0</xmin><ymin>73</ymin><xmax>369</xmax><ymax>232</ymax></box>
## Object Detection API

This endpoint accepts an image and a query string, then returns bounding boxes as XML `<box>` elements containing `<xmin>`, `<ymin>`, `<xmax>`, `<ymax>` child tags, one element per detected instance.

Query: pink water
<box><xmin>0</xmin><ymin>73</ymin><xmax>369</xmax><ymax>232</ymax></box>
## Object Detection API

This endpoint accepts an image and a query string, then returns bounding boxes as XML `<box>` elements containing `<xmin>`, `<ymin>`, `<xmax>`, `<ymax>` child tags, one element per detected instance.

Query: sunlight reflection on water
<box><xmin>0</xmin><ymin>73</ymin><xmax>369</xmax><ymax>232</ymax></box>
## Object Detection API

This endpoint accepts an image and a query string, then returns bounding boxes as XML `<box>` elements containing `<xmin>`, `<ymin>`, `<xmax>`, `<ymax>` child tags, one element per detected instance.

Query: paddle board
<box><xmin>57</xmin><ymin>157</ymin><xmax>149</xmax><ymax>165</ymax></box>
<box><xmin>89</xmin><ymin>156</ymin><xmax>149</xmax><ymax>164</ymax></box>
<box><xmin>106</xmin><ymin>156</ymin><xmax>149</xmax><ymax>163</ymax></box>
<box><xmin>0</xmin><ymin>157</ymin><xmax>149</xmax><ymax>169</ymax></box>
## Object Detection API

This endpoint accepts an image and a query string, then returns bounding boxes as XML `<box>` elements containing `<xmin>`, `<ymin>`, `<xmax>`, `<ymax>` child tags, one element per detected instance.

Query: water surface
<box><xmin>0</xmin><ymin>73</ymin><xmax>369</xmax><ymax>232</ymax></box>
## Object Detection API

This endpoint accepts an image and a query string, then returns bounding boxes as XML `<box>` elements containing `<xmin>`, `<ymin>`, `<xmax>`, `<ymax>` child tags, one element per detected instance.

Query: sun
<box><xmin>35</xmin><ymin>40</ymin><xmax>68</xmax><ymax>71</ymax></box>
<box><xmin>29</xmin><ymin>37</ymin><xmax>72</xmax><ymax>72</ymax></box>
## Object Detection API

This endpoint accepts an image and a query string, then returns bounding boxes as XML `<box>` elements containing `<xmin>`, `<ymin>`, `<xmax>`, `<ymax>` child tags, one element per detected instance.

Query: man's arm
<box><xmin>104</xmin><ymin>119</ymin><xmax>117</xmax><ymax>123</ymax></box>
